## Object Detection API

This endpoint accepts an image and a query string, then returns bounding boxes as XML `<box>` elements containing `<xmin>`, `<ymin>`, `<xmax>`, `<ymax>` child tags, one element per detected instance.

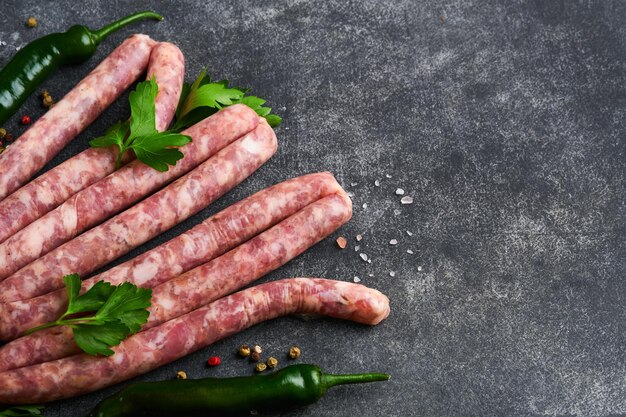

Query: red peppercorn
<box><xmin>21</xmin><ymin>115</ymin><xmax>31</xmax><ymax>125</ymax></box>
<box><xmin>207</xmin><ymin>356</ymin><xmax>221</xmax><ymax>367</ymax></box>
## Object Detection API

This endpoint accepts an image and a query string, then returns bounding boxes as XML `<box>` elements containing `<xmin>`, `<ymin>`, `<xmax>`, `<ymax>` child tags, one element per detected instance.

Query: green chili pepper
<box><xmin>86</xmin><ymin>364</ymin><xmax>390</xmax><ymax>417</ymax></box>
<box><xmin>0</xmin><ymin>11</ymin><xmax>163</xmax><ymax>127</ymax></box>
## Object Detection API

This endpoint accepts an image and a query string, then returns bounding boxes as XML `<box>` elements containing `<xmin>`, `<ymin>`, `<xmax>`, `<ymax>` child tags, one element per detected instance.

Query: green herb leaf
<box><xmin>172</xmin><ymin>69</ymin><xmax>282</xmax><ymax>131</ymax></box>
<box><xmin>129</xmin><ymin>76</ymin><xmax>159</xmax><ymax>139</ymax></box>
<box><xmin>73</xmin><ymin>321</ymin><xmax>131</xmax><ymax>356</ymax></box>
<box><xmin>68</xmin><ymin>280</ymin><xmax>115</xmax><ymax>315</ymax></box>
<box><xmin>130</xmin><ymin>132</ymin><xmax>192</xmax><ymax>172</ymax></box>
<box><xmin>25</xmin><ymin>274</ymin><xmax>152</xmax><ymax>357</ymax></box>
<box><xmin>89</xmin><ymin>121</ymin><xmax>129</xmax><ymax>149</ymax></box>
<box><xmin>89</xmin><ymin>78</ymin><xmax>189</xmax><ymax>172</ymax></box>
<box><xmin>0</xmin><ymin>405</ymin><xmax>45</xmax><ymax>417</ymax></box>
<box><xmin>264</xmin><ymin>114</ymin><xmax>283</xmax><ymax>128</ymax></box>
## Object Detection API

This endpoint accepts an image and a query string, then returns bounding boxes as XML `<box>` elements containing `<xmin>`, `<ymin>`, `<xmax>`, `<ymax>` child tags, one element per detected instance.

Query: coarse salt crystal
<box><xmin>347</xmin><ymin>192</ymin><xmax>354</xmax><ymax>198</ymax></box>
<box><xmin>386</xmin><ymin>174</ymin><xmax>392</xmax><ymax>178</ymax></box>
<box><xmin>359</xmin><ymin>253</ymin><xmax>368</xmax><ymax>261</ymax></box>
<box><xmin>417</xmin><ymin>266</ymin><xmax>423</xmax><ymax>272</ymax></box>
<box><xmin>354</xmin><ymin>245</ymin><xmax>360</xmax><ymax>251</ymax></box>
<box><xmin>336</xmin><ymin>237</ymin><xmax>347</xmax><ymax>249</ymax></box>
<box><xmin>356</xmin><ymin>234</ymin><xmax>363</xmax><ymax>241</ymax></box>
<box><xmin>395</xmin><ymin>188</ymin><xmax>405</xmax><ymax>195</ymax></box>
<box><xmin>407</xmin><ymin>249</ymin><xmax>414</xmax><ymax>254</ymax></box>
<box><xmin>362</xmin><ymin>203</ymin><xmax>367</xmax><ymax>209</ymax></box>
<box><xmin>394</xmin><ymin>209</ymin><xmax>401</xmax><ymax>215</ymax></box>
<box><xmin>353</xmin><ymin>276</ymin><xmax>361</xmax><ymax>283</ymax></box>
<box><xmin>389</xmin><ymin>271</ymin><xmax>395</xmax><ymax>277</ymax></box>
<box><xmin>350</xmin><ymin>182</ymin><xmax>358</xmax><ymax>186</ymax></box>
<box><xmin>367</xmin><ymin>259</ymin><xmax>372</xmax><ymax>263</ymax></box>
<box><xmin>375</xmin><ymin>180</ymin><xmax>380</xmax><ymax>186</ymax></box>
<box><xmin>401</xmin><ymin>196</ymin><xmax>413</xmax><ymax>204</ymax></box>
<box><xmin>368</xmin><ymin>273</ymin><xmax>374</xmax><ymax>277</ymax></box>
<box><xmin>389</xmin><ymin>239</ymin><xmax>398</xmax><ymax>245</ymax></box>
<box><xmin>406</xmin><ymin>230</ymin><xmax>414</xmax><ymax>236</ymax></box>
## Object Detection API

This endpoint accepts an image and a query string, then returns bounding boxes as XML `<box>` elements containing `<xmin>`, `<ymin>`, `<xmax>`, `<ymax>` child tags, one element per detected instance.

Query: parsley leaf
<box><xmin>129</xmin><ymin>78</ymin><xmax>159</xmax><ymax>139</ymax></box>
<box><xmin>171</xmin><ymin>69</ymin><xmax>283</xmax><ymax>132</ymax></box>
<box><xmin>90</xmin><ymin>77</ymin><xmax>191</xmax><ymax>172</ymax></box>
<box><xmin>25</xmin><ymin>274</ymin><xmax>152</xmax><ymax>357</ymax></box>
<box><xmin>0</xmin><ymin>406</ymin><xmax>44</xmax><ymax>417</ymax></box>
<box><xmin>131</xmin><ymin>132</ymin><xmax>191</xmax><ymax>172</ymax></box>
<box><xmin>88</xmin><ymin>120</ymin><xmax>129</xmax><ymax>149</ymax></box>
<box><xmin>239</xmin><ymin>96</ymin><xmax>283</xmax><ymax>127</ymax></box>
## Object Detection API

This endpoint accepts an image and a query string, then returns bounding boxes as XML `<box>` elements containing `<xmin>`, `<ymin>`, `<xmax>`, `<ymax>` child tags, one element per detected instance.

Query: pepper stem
<box><xmin>92</xmin><ymin>11</ymin><xmax>163</xmax><ymax>44</ymax></box>
<box><xmin>321</xmin><ymin>372</ymin><xmax>390</xmax><ymax>389</ymax></box>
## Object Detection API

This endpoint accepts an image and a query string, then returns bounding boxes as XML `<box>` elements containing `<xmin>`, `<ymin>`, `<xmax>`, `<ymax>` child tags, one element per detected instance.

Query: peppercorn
<box><xmin>250</xmin><ymin>351</ymin><xmax>261</xmax><ymax>362</ymax></box>
<box><xmin>238</xmin><ymin>344</ymin><xmax>251</xmax><ymax>358</ymax></box>
<box><xmin>5</xmin><ymin>133</ymin><xmax>14</xmax><ymax>142</ymax></box>
<box><xmin>21</xmin><ymin>115</ymin><xmax>31</xmax><ymax>125</ymax></box>
<box><xmin>252</xmin><ymin>345</ymin><xmax>262</xmax><ymax>354</ymax></box>
<box><xmin>176</xmin><ymin>371</ymin><xmax>187</xmax><ymax>380</ymax></box>
<box><xmin>0</xmin><ymin>128</ymin><xmax>6</xmax><ymax>139</ymax></box>
<box><xmin>207</xmin><ymin>356</ymin><xmax>221</xmax><ymax>367</ymax></box>
<box><xmin>42</xmin><ymin>94</ymin><xmax>54</xmax><ymax>108</ymax></box>
<box><xmin>266</xmin><ymin>357</ymin><xmax>278</xmax><ymax>369</ymax></box>
<box><xmin>26</xmin><ymin>17</ymin><xmax>38</xmax><ymax>28</ymax></box>
<box><xmin>254</xmin><ymin>362</ymin><xmax>267</xmax><ymax>373</ymax></box>
<box><xmin>288</xmin><ymin>346</ymin><xmax>301</xmax><ymax>359</ymax></box>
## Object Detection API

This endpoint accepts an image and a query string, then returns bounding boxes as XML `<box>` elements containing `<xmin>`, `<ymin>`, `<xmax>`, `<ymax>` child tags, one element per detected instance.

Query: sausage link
<box><xmin>0</xmin><ymin>172</ymin><xmax>345</xmax><ymax>342</ymax></box>
<box><xmin>0</xmin><ymin>104</ymin><xmax>260</xmax><ymax>280</ymax></box>
<box><xmin>0</xmin><ymin>34</ymin><xmax>156</xmax><ymax>200</ymax></box>
<box><xmin>0</xmin><ymin>42</ymin><xmax>185</xmax><ymax>245</ymax></box>
<box><xmin>0</xmin><ymin>122</ymin><xmax>277</xmax><ymax>302</ymax></box>
<box><xmin>0</xmin><ymin>191</ymin><xmax>351</xmax><ymax>368</ymax></box>
<box><xmin>0</xmin><ymin>278</ymin><xmax>390</xmax><ymax>404</ymax></box>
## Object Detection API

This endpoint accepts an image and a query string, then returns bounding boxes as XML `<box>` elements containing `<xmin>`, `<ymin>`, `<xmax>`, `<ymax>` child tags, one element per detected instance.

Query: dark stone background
<box><xmin>1</xmin><ymin>0</ymin><xmax>625</xmax><ymax>415</ymax></box>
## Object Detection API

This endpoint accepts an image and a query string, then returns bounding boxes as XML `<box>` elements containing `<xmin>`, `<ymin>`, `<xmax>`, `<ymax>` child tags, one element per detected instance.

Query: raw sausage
<box><xmin>0</xmin><ymin>34</ymin><xmax>156</xmax><ymax>200</ymax></box>
<box><xmin>0</xmin><ymin>191</ymin><xmax>351</xmax><ymax>368</ymax></box>
<box><xmin>0</xmin><ymin>42</ymin><xmax>185</xmax><ymax>244</ymax></box>
<box><xmin>0</xmin><ymin>278</ymin><xmax>390</xmax><ymax>404</ymax></box>
<box><xmin>147</xmin><ymin>193</ymin><xmax>352</xmax><ymax>326</ymax></box>
<box><xmin>0</xmin><ymin>104</ymin><xmax>260</xmax><ymax>280</ymax></box>
<box><xmin>0</xmin><ymin>172</ymin><xmax>345</xmax><ymax>341</ymax></box>
<box><xmin>0</xmin><ymin>121</ymin><xmax>277</xmax><ymax>302</ymax></box>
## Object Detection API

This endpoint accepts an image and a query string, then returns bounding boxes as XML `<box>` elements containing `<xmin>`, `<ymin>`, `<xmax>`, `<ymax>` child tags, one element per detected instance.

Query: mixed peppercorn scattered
<box><xmin>176</xmin><ymin>343</ymin><xmax>303</xmax><ymax>379</ymax></box>
<box><xmin>26</xmin><ymin>17</ymin><xmax>37</xmax><ymax>28</ymax></box>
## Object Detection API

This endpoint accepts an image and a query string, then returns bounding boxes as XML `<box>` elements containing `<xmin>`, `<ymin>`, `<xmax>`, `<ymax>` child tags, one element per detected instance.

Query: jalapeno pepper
<box><xmin>86</xmin><ymin>364</ymin><xmax>390</xmax><ymax>417</ymax></box>
<box><xmin>0</xmin><ymin>11</ymin><xmax>163</xmax><ymax>126</ymax></box>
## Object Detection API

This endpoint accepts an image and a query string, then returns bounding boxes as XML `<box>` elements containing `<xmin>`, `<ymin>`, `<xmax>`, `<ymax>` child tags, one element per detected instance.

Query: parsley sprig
<box><xmin>0</xmin><ymin>406</ymin><xmax>44</xmax><ymax>417</ymax></box>
<box><xmin>90</xmin><ymin>70</ymin><xmax>282</xmax><ymax>172</ymax></box>
<box><xmin>90</xmin><ymin>78</ymin><xmax>192</xmax><ymax>172</ymax></box>
<box><xmin>25</xmin><ymin>274</ymin><xmax>152</xmax><ymax>357</ymax></box>
<box><xmin>170</xmin><ymin>69</ymin><xmax>282</xmax><ymax>132</ymax></box>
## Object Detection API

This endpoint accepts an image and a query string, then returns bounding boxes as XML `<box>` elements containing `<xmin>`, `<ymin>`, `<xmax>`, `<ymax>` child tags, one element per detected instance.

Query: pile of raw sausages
<box><xmin>0</xmin><ymin>35</ymin><xmax>389</xmax><ymax>404</ymax></box>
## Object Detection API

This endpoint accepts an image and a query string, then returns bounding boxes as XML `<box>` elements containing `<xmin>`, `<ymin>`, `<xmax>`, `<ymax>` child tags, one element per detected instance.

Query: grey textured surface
<box><xmin>1</xmin><ymin>0</ymin><xmax>626</xmax><ymax>416</ymax></box>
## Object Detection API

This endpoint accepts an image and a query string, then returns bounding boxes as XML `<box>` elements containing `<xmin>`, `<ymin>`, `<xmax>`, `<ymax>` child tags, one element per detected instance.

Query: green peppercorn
<box><xmin>267</xmin><ymin>357</ymin><xmax>278</xmax><ymax>369</ymax></box>
<box><xmin>289</xmin><ymin>346</ymin><xmax>301</xmax><ymax>359</ymax></box>
<box><xmin>238</xmin><ymin>344</ymin><xmax>251</xmax><ymax>358</ymax></box>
